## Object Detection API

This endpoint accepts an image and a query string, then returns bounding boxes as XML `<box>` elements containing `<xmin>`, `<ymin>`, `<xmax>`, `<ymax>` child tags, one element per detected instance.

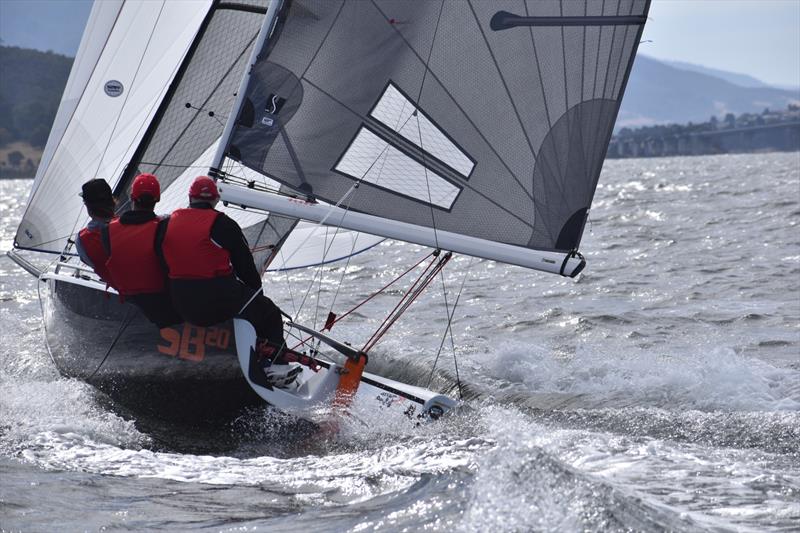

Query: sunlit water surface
<box><xmin>1</xmin><ymin>153</ymin><xmax>799</xmax><ymax>531</ymax></box>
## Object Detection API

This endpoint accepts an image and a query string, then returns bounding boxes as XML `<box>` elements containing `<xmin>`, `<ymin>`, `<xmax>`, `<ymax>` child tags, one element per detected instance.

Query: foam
<box><xmin>487</xmin><ymin>341</ymin><xmax>800</xmax><ymax>412</ymax></box>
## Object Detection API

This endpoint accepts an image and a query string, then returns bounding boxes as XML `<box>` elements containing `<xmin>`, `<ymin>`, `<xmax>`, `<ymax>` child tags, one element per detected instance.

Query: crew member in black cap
<box><xmin>76</xmin><ymin>178</ymin><xmax>116</xmax><ymax>287</ymax></box>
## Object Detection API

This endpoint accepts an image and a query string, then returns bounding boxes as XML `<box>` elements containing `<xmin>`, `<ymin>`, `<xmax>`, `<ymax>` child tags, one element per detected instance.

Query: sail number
<box><xmin>157</xmin><ymin>324</ymin><xmax>230</xmax><ymax>362</ymax></box>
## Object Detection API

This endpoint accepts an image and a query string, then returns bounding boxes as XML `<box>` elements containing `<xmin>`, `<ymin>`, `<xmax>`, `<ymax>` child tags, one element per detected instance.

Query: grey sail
<box><xmin>225</xmin><ymin>0</ymin><xmax>650</xmax><ymax>255</ymax></box>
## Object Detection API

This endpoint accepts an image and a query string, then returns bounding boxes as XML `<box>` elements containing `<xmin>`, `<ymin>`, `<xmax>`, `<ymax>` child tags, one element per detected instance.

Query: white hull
<box><xmin>233</xmin><ymin>320</ymin><xmax>456</xmax><ymax>426</ymax></box>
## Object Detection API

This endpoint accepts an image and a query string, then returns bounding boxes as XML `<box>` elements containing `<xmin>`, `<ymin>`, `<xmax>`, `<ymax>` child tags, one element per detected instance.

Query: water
<box><xmin>1</xmin><ymin>152</ymin><xmax>799</xmax><ymax>532</ymax></box>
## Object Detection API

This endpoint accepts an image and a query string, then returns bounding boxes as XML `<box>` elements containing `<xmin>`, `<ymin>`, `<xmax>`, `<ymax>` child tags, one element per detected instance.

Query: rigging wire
<box><xmin>409</xmin><ymin>0</ymin><xmax>467</xmax><ymax>393</ymax></box>
<box><xmin>426</xmin><ymin>256</ymin><xmax>473</xmax><ymax>399</ymax></box>
<box><xmin>273</xmin><ymin>102</ymin><xmax>426</xmax><ymax>327</ymax></box>
<box><xmin>414</xmin><ymin>0</ymin><xmax>446</xmax><ymax>253</ymax></box>
<box><xmin>362</xmin><ymin>251</ymin><xmax>450</xmax><ymax>354</ymax></box>
<box><xmin>87</xmin><ymin>307</ymin><xmax>136</xmax><ymax>381</ymax></box>
<box><xmin>289</xmin><ymin>250</ymin><xmax>435</xmax><ymax>351</ymax></box>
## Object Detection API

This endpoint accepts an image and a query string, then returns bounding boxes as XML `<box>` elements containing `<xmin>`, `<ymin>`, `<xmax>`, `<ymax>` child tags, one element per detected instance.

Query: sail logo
<box><xmin>104</xmin><ymin>80</ymin><xmax>124</xmax><ymax>97</ymax></box>
<box><xmin>265</xmin><ymin>94</ymin><xmax>285</xmax><ymax>114</ymax></box>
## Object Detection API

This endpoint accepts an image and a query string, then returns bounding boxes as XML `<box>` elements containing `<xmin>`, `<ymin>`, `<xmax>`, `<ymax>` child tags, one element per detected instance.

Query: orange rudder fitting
<box><xmin>332</xmin><ymin>353</ymin><xmax>368</xmax><ymax>409</ymax></box>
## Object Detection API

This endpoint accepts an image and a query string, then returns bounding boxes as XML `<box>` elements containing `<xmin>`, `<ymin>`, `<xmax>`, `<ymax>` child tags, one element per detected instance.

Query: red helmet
<box><xmin>131</xmin><ymin>173</ymin><xmax>160</xmax><ymax>202</ymax></box>
<box><xmin>189</xmin><ymin>176</ymin><xmax>220</xmax><ymax>201</ymax></box>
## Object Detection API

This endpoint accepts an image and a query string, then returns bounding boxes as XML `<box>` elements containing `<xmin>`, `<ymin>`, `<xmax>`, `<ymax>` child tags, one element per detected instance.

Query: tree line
<box><xmin>0</xmin><ymin>46</ymin><xmax>73</xmax><ymax>148</ymax></box>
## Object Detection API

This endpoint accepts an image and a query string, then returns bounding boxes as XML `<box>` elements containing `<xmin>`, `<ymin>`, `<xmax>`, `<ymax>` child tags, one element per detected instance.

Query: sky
<box><xmin>0</xmin><ymin>0</ymin><xmax>92</xmax><ymax>56</ymax></box>
<box><xmin>0</xmin><ymin>0</ymin><xmax>798</xmax><ymax>88</ymax></box>
<box><xmin>643</xmin><ymin>0</ymin><xmax>800</xmax><ymax>88</ymax></box>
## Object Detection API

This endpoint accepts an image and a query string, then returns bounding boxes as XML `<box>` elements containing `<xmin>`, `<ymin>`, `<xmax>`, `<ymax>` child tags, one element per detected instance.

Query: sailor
<box><xmin>159</xmin><ymin>176</ymin><xmax>287</xmax><ymax>352</ymax></box>
<box><xmin>76</xmin><ymin>178</ymin><xmax>116</xmax><ymax>287</ymax></box>
<box><xmin>102</xmin><ymin>173</ymin><xmax>182</xmax><ymax>328</ymax></box>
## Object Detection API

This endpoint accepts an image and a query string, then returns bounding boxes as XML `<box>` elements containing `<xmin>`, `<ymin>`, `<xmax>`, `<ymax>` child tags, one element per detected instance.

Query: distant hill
<box><xmin>664</xmin><ymin>59</ymin><xmax>772</xmax><ymax>89</ymax></box>
<box><xmin>0</xmin><ymin>44</ymin><xmax>797</xmax><ymax>165</ymax></box>
<box><xmin>0</xmin><ymin>46</ymin><xmax>73</xmax><ymax>148</ymax></box>
<box><xmin>618</xmin><ymin>56</ymin><xmax>800</xmax><ymax>129</ymax></box>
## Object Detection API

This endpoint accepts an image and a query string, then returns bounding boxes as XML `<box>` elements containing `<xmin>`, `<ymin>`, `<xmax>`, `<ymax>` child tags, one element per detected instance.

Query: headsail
<box><xmin>219</xmin><ymin>0</ymin><xmax>650</xmax><ymax>274</ymax></box>
<box><xmin>14</xmin><ymin>0</ymin><xmax>212</xmax><ymax>255</ymax></box>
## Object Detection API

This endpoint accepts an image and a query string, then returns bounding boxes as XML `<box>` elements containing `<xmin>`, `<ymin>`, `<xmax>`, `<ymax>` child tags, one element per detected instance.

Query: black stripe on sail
<box><xmin>216</xmin><ymin>3</ymin><xmax>268</xmax><ymax>15</ymax></box>
<box><xmin>490</xmin><ymin>12</ymin><xmax>647</xmax><ymax>31</ymax></box>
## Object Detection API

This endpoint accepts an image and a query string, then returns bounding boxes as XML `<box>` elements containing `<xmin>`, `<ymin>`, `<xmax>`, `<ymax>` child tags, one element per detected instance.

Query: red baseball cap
<box><xmin>189</xmin><ymin>176</ymin><xmax>219</xmax><ymax>200</ymax></box>
<box><xmin>131</xmin><ymin>173</ymin><xmax>160</xmax><ymax>202</ymax></box>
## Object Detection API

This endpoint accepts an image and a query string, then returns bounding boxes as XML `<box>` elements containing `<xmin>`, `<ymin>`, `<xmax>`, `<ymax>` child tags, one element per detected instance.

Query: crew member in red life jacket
<box><xmin>75</xmin><ymin>178</ymin><xmax>116</xmax><ymax>287</ymax></box>
<box><xmin>159</xmin><ymin>176</ymin><xmax>288</xmax><ymax>357</ymax></box>
<box><xmin>102</xmin><ymin>173</ymin><xmax>182</xmax><ymax>328</ymax></box>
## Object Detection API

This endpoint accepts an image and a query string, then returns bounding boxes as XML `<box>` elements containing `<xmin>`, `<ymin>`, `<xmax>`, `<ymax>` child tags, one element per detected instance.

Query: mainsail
<box><xmin>218</xmin><ymin>0</ymin><xmax>650</xmax><ymax>275</ymax></box>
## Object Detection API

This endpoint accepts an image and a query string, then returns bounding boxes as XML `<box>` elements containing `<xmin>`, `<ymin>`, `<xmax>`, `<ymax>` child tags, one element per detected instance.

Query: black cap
<box><xmin>80</xmin><ymin>179</ymin><xmax>113</xmax><ymax>206</ymax></box>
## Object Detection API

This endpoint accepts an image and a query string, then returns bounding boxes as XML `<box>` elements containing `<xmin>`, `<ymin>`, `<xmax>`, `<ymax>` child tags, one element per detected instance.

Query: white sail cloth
<box><xmin>15</xmin><ymin>0</ymin><xmax>212</xmax><ymax>253</ymax></box>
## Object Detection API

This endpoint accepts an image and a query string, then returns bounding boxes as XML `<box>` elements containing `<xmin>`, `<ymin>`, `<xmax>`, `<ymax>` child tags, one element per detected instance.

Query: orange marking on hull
<box><xmin>157</xmin><ymin>327</ymin><xmax>180</xmax><ymax>356</ymax></box>
<box><xmin>178</xmin><ymin>324</ymin><xmax>206</xmax><ymax>362</ymax></box>
<box><xmin>332</xmin><ymin>354</ymin><xmax>367</xmax><ymax>409</ymax></box>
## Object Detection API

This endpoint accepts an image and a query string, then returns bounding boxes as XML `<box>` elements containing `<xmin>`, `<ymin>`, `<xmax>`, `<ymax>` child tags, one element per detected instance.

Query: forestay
<box><xmin>221</xmin><ymin>0</ymin><xmax>650</xmax><ymax>274</ymax></box>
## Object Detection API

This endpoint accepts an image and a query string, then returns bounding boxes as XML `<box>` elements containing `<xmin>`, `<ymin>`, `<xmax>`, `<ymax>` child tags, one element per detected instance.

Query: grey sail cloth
<box><xmin>226</xmin><ymin>0</ymin><xmax>650</xmax><ymax>253</ymax></box>
<box><xmin>116</xmin><ymin>0</ymin><xmax>297</xmax><ymax>271</ymax></box>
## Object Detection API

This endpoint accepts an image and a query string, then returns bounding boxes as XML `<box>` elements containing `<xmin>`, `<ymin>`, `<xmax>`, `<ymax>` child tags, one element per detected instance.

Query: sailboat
<box><xmin>9</xmin><ymin>0</ymin><xmax>650</xmax><ymax>425</ymax></box>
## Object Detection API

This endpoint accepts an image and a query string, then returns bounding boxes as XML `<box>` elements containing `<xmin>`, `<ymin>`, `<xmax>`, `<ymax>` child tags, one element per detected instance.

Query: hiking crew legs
<box><xmin>169</xmin><ymin>276</ymin><xmax>284</xmax><ymax>345</ymax></box>
<box><xmin>127</xmin><ymin>292</ymin><xmax>182</xmax><ymax>329</ymax></box>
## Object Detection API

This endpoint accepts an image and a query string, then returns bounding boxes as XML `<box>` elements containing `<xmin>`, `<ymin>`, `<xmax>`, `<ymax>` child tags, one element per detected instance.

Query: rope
<box><xmin>329</xmin><ymin>251</ymin><xmax>434</xmax><ymax>328</ymax></box>
<box><xmin>427</xmin><ymin>256</ymin><xmax>473</xmax><ymax>398</ymax></box>
<box><xmin>413</xmin><ymin>0</ymin><xmax>446</xmax><ymax>252</ymax></box>
<box><xmin>87</xmin><ymin>307</ymin><xmax>136</xmax><ymax>381</ymax></box>
<box><xmin>35</xmin><ymin>255</ymin><xmax>67</xmax><ymax>368</ymax></box>
<box><xmin>362</xmin><ymin>252</ymin><xmax>450</xmax><ymax>354</ymax></box>
<box><xmin>237</xmin><ymin>286</ymin><xmax>262</xmax><ymax>315</ymax></box>
<box><xmin>289</xmin><ymin>250</ymin><xmax>435</xmax><ymax>351</ymax></box>
<box><xmin>360</xmin><ymin>253</ymin><xmax>440</xmax><ymax>352</ymax></box>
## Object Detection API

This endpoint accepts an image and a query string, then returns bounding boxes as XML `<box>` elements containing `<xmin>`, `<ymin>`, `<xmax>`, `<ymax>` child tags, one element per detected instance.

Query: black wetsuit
<box><xmin>158</xmin><ymin>204</ymin><xmax>285</xmax><ymax>344</ymax></box>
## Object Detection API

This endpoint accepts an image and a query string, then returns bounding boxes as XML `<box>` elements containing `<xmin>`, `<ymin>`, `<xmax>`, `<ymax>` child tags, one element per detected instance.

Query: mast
<box><xmin>218</xmin><ymin>183</ymin><xmax>586</xmax><ymax>277</ymax></box>
<box><xmin>209</xmin><ymin>0</ymin><xmax>283</xmax><ymax>175</ymax></box>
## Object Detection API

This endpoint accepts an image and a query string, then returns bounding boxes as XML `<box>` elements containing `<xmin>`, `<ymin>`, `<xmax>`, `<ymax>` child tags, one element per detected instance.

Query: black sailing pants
<box><xmin>127</xmin><ymin>292</ymin><xmax>183</xmax><ymax>329</ymax></box>
<box><xmin>169</xmin><ymin>275</ymin><xmax>284</xmax><ymax>344</ymax></box>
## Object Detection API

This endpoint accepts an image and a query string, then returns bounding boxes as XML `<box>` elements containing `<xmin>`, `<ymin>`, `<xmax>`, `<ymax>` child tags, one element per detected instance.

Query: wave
<box><xmin>484</xmin><ymin>342</ymin><xmax>800</xmax><ymax>413</ymax></box>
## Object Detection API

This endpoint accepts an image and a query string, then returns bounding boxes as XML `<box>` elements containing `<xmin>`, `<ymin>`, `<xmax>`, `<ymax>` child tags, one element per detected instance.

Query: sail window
<box><xmin>335</xmin><ymin>127</ymin><xmax>461</xmax><ymax>209</ymax></box>
<box><xmin>369</xmin><ymin>83</ymin><xmax>475</xmax><ymax>179</ymax></box>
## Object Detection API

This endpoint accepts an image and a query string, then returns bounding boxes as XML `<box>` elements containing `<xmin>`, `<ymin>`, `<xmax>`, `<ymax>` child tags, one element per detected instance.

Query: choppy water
<box><xmin>1</xmin><ymin>152</ymin><xmax>799</xmax><ymax>532</ymax></box>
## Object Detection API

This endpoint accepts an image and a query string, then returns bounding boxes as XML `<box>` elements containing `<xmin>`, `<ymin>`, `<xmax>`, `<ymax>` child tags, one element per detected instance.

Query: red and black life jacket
<box><xmin>161</xmin><ymin>208</ymin><xmax>232</xmax><ymax>280</ymax></box>
<box><xmin>78</xmin><ymin>226</ymin><xmax>114</xmax><ymax>287</ymax></box>
<box><xmin>105</xmin><ymin>218</ymin><xmax>165</xmax><ymax>295</ymax></box>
